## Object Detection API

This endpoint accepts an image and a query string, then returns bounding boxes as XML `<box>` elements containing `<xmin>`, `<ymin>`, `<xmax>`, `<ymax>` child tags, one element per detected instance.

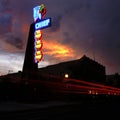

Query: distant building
<box><xmin>38</xmin><ymin>55</ymin><xmax>106</xmax><ymax>83</ymax></box>
<box><xmin>106</xmin><ymin>73</ymin><xmax>120</xmax><ymax>87</ymax></box>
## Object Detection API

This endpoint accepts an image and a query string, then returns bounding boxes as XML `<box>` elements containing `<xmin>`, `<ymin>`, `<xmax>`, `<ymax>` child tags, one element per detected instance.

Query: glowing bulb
<box><xmin>36</xmin><ymin>40</ymin><xmax>41</xmax><ymax>45</ymax></box>
<box><xmin>36</xmin><ymin>54</ymin><xmax>42</xmax><ymax>60</ymax></box>
<box><xmin>36</xmin><ymin>51</ymin><xmax>41</xmax><ymax>55</ymax></box>
<box><xmin>36</xmin><ymin>44</ymin><xmax>42</xmax><ymax>49</ymax></box>
<box><xmin>65</xmin><ymin>74</ymin><xmax>69</xmax><ymax>78</ymax></box>
<box><xmin>35</xmin><ymin>30</ymin><xmax>42</xmax><ymax>39</ymax></box>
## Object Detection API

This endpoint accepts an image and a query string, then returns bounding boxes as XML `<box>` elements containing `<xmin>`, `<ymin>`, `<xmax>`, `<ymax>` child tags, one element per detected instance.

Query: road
<box><xmin>0</xmin><ymin>98</ymin><xmax>120</xmax><ymax>120</ymax></box>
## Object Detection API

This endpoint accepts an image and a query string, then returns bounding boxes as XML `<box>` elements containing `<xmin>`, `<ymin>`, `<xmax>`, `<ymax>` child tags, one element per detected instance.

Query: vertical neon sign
<box><xmin>33</xmin><ymin>4</ymin><xmax>51</xmax><ymax>63</ymax></box>
<box><xmin>34</xmin><ymin>29</ymin><xmax>43</xmax><ymax>63</ymax></box>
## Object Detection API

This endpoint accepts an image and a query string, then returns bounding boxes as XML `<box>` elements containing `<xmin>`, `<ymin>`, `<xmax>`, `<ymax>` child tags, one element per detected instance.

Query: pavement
<box><xmin>0</xmin><ymin>100</ymin><xmax>76</xmax><ymax>112</ymax></box>
<box><xmin>0</xmin><ymin>100</ymin><xmax>83</xmax><ymax>120</ymax></box>
<box><xmin>0</xmin><ymin>100</ymin><xmax>120</xmax><ymax>119</ymax></box>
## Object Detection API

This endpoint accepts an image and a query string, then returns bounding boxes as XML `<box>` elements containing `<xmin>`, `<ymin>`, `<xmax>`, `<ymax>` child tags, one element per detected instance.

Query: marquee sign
<box><xmin>33</xmin><ymin>4</ymin><xmax>51</xmax><ymax>63</ymax></box>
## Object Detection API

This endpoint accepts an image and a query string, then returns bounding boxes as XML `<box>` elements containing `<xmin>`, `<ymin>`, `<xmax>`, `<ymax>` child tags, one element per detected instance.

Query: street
<box><xmin>0</xmin><ymin>97</ymin><xmax>120</xmax><ymax>120</ymax></box>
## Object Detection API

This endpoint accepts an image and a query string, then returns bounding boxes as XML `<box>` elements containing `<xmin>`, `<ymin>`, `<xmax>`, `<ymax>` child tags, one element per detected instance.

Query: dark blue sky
<box><xmin>0</xmin><ymin>0</ymin><xmax>120</xmax><ymax>75</ymax></box>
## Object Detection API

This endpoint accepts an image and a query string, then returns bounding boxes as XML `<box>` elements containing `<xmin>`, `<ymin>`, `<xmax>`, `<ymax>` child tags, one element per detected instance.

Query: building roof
<box><xmin>40</xmin><ymin>55</ymin><xmax>105</xmax><ymax>69</ymax></box>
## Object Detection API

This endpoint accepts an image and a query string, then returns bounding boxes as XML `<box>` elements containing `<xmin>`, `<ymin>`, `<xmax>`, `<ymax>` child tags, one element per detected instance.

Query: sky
<box><xmin>0</xmin><ymin>0</ymin><xmax>120</xmax><ymax>75</ymax></box>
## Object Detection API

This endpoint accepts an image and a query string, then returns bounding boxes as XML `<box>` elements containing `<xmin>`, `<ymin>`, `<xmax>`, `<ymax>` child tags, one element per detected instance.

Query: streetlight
<box><xmin>65</xmin><ymin>74</ymin><xmax>69</xmax><ymax>78</ymax></box>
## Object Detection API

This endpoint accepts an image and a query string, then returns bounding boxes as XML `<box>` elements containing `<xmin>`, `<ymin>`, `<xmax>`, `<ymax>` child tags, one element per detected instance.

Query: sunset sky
<box><xmin>0</xmin><ymin>0</ymin><xmax>120</xmax><ymax>75</ymax></box>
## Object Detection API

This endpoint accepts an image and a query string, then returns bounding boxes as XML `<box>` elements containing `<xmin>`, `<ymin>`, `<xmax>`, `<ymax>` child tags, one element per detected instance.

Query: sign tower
<box><xmin>22</xmin><ymin>4</ymin><xmax>51</xmax><ymax>79</ymax></box>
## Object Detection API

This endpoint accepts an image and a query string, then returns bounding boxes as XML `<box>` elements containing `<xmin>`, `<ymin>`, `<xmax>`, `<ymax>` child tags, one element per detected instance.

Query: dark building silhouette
<box><xmin>22</xmin><ymin>23</ymin><xmax>38</xmax><ymax>79</ymax></box>
<box><xmin>38</xmin><ymin>55</ymin><xmax>106</xmax><ymax>83</ymax></box>
<box><xmin>106</xmin><ymin>73</ymin><xmax>120</xmax><ymax>87</ymax></box>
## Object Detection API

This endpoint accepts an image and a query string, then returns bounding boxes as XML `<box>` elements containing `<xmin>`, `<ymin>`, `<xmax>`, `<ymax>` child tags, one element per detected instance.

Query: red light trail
<box><xmin>6</xmin><ymin>72</ymin><xmax>120</xmax><ymax>96</ymax></box>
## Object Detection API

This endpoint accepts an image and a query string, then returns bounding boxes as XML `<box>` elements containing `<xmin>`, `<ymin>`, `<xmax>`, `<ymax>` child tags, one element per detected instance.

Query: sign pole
<box><xmin>22</xmin><ymin>4</ymin><xmax>51</xmax><ymax>80</ymax></box>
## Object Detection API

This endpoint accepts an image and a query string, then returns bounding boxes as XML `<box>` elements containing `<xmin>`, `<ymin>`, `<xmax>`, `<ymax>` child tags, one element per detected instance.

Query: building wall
<box><xmin>38</xmin><ymin>55</ymin><xmax>106</xmax><ymax>83</ymax></box>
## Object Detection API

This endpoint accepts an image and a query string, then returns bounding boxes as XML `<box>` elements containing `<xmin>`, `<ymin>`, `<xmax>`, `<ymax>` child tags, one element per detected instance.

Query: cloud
<box><xmin>43</xmin><ymin>40</ymin><xmax>75</xmax><ymax>63</ymax></box>
<box><xmin>0</xmin><ymin>0</ymin><xmax>12</xmax><ymax>34</ymax></box>
<box><xmin>5</xmin><ymin>34</ymin><xmax>24</xmax><ymax>49</ymax></box>
<box><xmin>0</xmin><ymin>0</ymin><xmax>11</xmax><ymax>13</ymax></box>
<box><xmin>40</xmin><ymin>0</ymin><xmax>120</xmax><ymax>74</ymax></box>
<box><xmin>0</xmin><ymin>36</ymin><xmax>23</xmax><ymax>53</ymax></box>
<box><xmin>48</xmin><ymin>15</ymin><xmax>62</xmax><ymax>32</ymax></box>
<box><xmin>0</xmin><ymin>52</ymin><xmax>24</xmax><ymax>75</ymax></box>
<box><xmin>0</xmin><ymin>13</ymin><xmax>12</xmax><ymax>34</ymax></box>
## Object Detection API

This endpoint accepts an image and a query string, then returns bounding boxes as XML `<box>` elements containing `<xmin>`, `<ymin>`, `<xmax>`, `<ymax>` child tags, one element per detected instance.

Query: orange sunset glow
<box><xmin>43</xmin><ymin>40</ymin><xmax>75</xmax><ymax>59</ymax></box>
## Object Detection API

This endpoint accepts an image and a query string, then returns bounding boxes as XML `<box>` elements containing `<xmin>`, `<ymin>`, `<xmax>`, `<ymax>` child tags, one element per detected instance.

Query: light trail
<box><xmin>4</xmin><ymin>72</ymin><xmax>120</xmax><ymax>96</ymax></box>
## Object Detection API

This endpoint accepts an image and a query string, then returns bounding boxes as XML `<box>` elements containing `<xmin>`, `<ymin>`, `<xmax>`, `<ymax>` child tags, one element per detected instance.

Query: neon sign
<box><xmin>35</xmin><ymin>18</ymin><xmax>51</xmax><ymax>30</ymax></box>
<box><xmin>33</xmin><ymin>6</ymin><xmax>42</xmax><ymax>21</ymax></box>
<box><xmin>33</xmin><ymin>4</ymin><xmax>51</xmax><ymax>63</ymax></box>
<box><xmin>34</xmin><ymin>30</ymin><xmax>43</xmax><ymax>63</ymax></box>
<box><xmin>33</xmin><ymin>4</ymin><xmax>47</xmax><ymax>22</ymax></box>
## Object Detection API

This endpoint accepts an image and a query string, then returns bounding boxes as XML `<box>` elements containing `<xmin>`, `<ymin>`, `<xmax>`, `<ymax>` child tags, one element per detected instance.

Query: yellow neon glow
<box><xmin>36</xmin><ymin>40</ymin><xmax>41</xmax><ymax>45</ymax></box>
<box><xmin>36</xmin><ymin>54</ymin><xmax>42</xmax><ymax>60</ymax></box>
<box><xmin>40</xmin><ymin>4</ymin><xmax>45</xmax><ymax>12</ymax></box>
<box><xmin>36</xmin><ymin>51</ymin><xmax>41</xmax><ymax>55</ymax></box>
<box><xmin>36</xmin><ymin>44</ymin><xmax>42</xmax><ymax>49</ymax></box>
<box><xmin>35</xmin><ymin>34</ymin><xmax>41</xmax><ymax>39</ymax></box>
<box><xmin>35</xmin><ymin>30</ymin><xmax>42</xmax><ymax>39</ymax></box>
<box><xmin>36</xmin><ymin>30</ymin><xmax>41</xmax><ymax>34</ymax></box>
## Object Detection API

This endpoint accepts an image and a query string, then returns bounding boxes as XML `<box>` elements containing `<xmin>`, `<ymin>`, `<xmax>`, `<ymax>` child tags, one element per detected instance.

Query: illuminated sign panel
<box><xmin>33</xmin><ymin>4</ymin><xmax>46</xmax><ymax>22</ymax></box>
<box><xmin>35</xmin><ymin>18</ymin><xmax>51</xmax><ymax>30</ymax></box>
<box><xmin>33</xmin><ymin>4</ymin><xmax>51</xmax><ymax>63</ymax></box>
<box><xmin>33</xmin><ymin>6</ymin><xmax>42</xmax><ymax>21</ymax></box>
<box><xmin>34</xmin><ymin>30</ymin><xmax>43</xmax><ymax>63</ymax></box>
